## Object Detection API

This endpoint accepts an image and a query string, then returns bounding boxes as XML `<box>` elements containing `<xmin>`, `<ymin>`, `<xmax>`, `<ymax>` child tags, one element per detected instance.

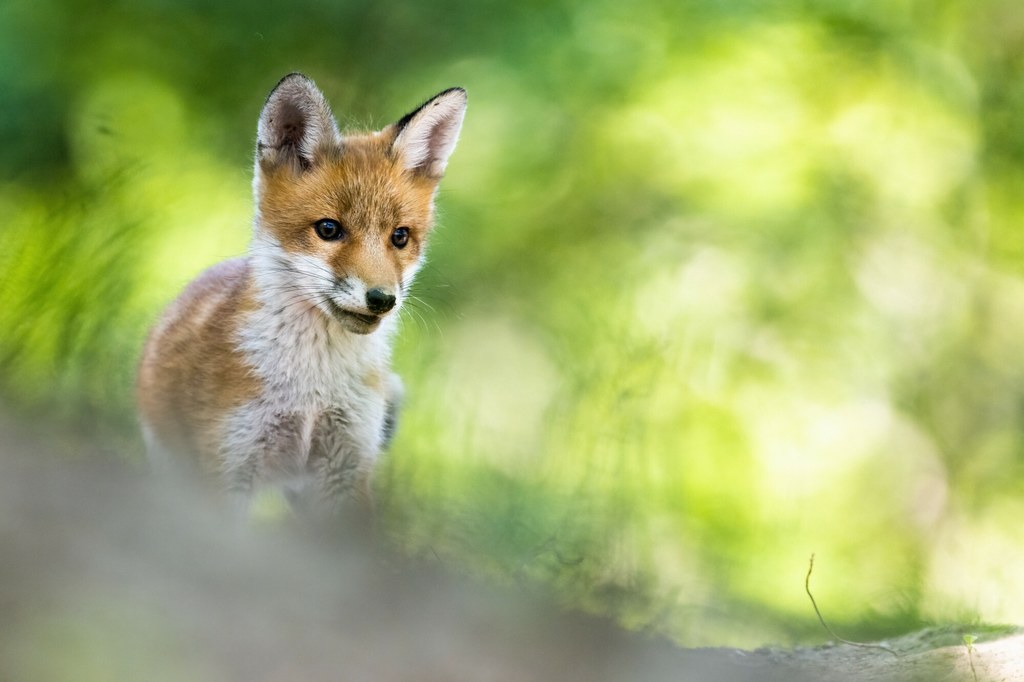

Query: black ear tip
<box><xmin>441</xmin><ymin>87</ymin><xmax>467</xmax><ymax>101</ymax></box>
<box><xmin>266</xmin><ymin>72</ymin><xmax>316</xmax><ymax>100</ymax></box>
<box><xmin>279</xmin><ymin>71</ymin><xmax>313</xmax><ymax>85</ymax></box>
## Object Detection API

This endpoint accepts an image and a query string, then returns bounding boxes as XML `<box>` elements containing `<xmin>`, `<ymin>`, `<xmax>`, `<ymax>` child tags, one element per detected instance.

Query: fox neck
<box><xmin>240</xmin><ymin>233</ymin><xmax>397</xmax><ymax>402</ymax></box>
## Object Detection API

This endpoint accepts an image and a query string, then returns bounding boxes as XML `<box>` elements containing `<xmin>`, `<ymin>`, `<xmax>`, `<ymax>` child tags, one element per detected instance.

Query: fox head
<box><xmin>251</xmin><ymin>73</ymin><xmax>466</xmax><ymax>335</ymax></box>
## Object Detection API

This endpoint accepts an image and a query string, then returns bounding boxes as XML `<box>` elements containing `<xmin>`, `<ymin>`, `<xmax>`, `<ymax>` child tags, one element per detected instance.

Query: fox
<box><xmin>136</xmin><ymin>73</ymin><xmax>466</xmax><ymax>517</ymax></box>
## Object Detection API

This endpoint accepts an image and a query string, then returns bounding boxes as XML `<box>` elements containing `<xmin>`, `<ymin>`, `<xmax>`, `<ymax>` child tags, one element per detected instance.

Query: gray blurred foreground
<box><xmin>0</xmin><ymin>420</ymin><xmax>1017</xmax><ymax>681</ymax></box>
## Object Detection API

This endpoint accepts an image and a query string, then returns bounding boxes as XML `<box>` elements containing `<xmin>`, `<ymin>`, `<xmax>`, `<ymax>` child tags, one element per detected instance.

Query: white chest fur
<box><xmin>239</xmin><ymin>289</ymin><xmax>395</xmax><ymax>407</ymax></box>
<box><xmin>221</xmin><ymin>260</ymin><xmax>397</xmax><ymax>496</ymax></box>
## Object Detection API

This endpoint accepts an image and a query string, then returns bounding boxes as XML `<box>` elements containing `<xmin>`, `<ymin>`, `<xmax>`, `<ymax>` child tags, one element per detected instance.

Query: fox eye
<box><xmin>314</xmin><ymin>219</ymin><xmax>345</xmax><ymax>241</ymax></box>
<box><xmin>391</xmin><ymin>226</ymin><xmax>410</xmax><ymax>249</ymax></box>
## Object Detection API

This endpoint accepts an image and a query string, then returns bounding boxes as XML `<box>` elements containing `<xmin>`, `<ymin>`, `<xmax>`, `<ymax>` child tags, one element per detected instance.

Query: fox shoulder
<box><xmin>137</xmin><ymin>258</ymin><xmax>260</xmax><ymax>460</ymax></box>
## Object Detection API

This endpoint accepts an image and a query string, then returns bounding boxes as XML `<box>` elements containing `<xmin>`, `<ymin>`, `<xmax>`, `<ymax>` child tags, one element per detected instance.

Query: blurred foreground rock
<box><xmin>0</xmin><ymin>422</ymin><xmax>1020</xmax><ymax>682</ymax></box>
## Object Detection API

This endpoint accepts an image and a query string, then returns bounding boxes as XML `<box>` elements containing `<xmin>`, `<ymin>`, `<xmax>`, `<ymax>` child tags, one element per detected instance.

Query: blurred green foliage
<box><xmin>2</xmin><ymin>0</ymin><xmax>1024</xmax><ymax>648</ymax></box>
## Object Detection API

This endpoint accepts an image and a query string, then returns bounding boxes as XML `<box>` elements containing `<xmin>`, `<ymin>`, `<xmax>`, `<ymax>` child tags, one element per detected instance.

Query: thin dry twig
<box><xmin>805</xmin><ymin>554</ymin><xmax>899</xmax><ymax>658</ymax></box>
<box><xmin>964</xmin><ymin>634</ymin><xmax>979</xmax><ymax>682</ymax></box>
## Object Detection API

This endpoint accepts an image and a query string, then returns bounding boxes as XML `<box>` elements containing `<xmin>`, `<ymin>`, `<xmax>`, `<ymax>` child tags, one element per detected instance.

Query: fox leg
<box><xmin>306</xmin><ymin>406</ymin><xmax>376</xmax><ymax>520</ymax></box>
<box><xmin>220</xmin><ymin>408</ymin><xmax>305</xmax><ymax>516</ymax></box>
<box><xmin>381</xmin><ymin>373</ymin><xmax>405</xmax><ymax>451</ymax></box>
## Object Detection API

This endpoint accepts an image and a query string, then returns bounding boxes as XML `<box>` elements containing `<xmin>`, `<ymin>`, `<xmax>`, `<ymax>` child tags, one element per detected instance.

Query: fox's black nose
<box><xmin>366</xmin><ymin>288</ymin><xmax>396</xmax><ymax>314</ymax></box>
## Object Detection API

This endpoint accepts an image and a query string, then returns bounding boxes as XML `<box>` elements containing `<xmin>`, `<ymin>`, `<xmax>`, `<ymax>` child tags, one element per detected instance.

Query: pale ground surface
<box><xmin>0</xmin><ymin>417</ymin><xmax>1019</xmax><ymax>682</ymax></box>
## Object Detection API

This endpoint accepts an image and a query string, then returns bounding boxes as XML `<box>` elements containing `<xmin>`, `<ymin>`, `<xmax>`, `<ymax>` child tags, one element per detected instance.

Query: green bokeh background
<box><xmin>2</xmin><ymin>0</ymin><xmax>1024</xmax><ymax>648</ymax></box>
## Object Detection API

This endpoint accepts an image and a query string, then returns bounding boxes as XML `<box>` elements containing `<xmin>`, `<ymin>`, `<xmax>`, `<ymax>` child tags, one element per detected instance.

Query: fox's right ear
<box><xmin>256</xmin><ymin>73</ymin><xmax>340</xmax><ymax>172</ymax></box>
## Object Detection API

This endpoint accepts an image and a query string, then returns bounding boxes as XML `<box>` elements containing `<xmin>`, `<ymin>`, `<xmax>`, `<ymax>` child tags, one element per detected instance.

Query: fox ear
<box><xmin>391</xmin><ymin>88</ymin><xmax>467</xmax><ymax>178</ymax></box>
<box><xmin>256</xmin><ymin>73</ymin><xmax>340</xmax><ymax>172</ymax></box>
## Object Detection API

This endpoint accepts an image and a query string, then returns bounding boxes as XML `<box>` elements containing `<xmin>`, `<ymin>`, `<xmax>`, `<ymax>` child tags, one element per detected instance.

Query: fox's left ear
<box><xmin>391</xmin><ymin>88</ymin><xmax>467</xmax><ymax>179</ymax></box>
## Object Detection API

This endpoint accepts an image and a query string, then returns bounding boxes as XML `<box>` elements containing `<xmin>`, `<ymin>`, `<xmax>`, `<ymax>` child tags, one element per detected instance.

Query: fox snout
<box><xmin>366</xmin><ymin>287</ymin><xmax>396</xmax><ymax>314</ymax></box>
<box><xmin>321</xmin><ymin>274</ymin><xmax>403</xmax><ymax>334</ymax></box>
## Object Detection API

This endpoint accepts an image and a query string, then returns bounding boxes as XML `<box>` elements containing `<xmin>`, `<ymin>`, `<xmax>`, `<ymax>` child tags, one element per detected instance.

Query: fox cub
<box><xmin>137</xmin><ymin>73</ymin><xmax>466</xmax><ymax>516</ymax></box>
